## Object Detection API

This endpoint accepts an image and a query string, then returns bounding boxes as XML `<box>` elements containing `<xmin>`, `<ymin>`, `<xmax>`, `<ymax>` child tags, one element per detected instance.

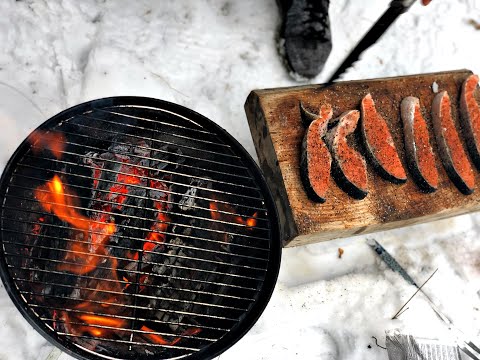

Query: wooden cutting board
<box><xmin>245</xmin><ymin>70</ymin><xmax>480</xmax><ymax>247</ymax></box>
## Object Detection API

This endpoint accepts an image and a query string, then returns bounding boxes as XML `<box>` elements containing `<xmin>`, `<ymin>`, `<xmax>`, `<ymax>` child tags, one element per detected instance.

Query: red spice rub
<box><xmin>361</xmin><ymin>93</ymin><xmax>407</xmax><ymax>184</ymax></box>
<box><xmin>432</xmin><ymin>91</ymin><xmax>474</xmax><ymax>194</ymax></box>
<box><xmin>401</xmin><ymin>96</ymin><xmax>438</xmax><ymax>192</ymax></box>
<box><xmin>460</xmin><ymin>74</ymin><xmax>480</xmax><ymax>169</ymax></box>
<box><xmin>300</xmin><ymin>104</ymin><xmax>333</xmax><ymax>202</ymax></box>
<box><xmin>325</xmin><ymin>110</ymin><xmax>368</xmax><ymax>199</ymax></box>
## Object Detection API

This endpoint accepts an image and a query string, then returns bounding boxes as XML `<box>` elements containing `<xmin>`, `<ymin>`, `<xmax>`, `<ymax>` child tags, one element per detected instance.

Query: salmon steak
<box><xmin>300</xmin><ymin>103</ymin><xmax>333</xmax><ymax>202</ymax></box>
<box><xmin>432</xmin><ymin>91</ymin><xmax>474</xmax><ymax>194</ymax></box>
<box><xmin>325</xmin><ymin>110</ymin><xmax>368</xmax><ymax>199</ymax></box>
<box><xmin>361</xmin><ymin>93</ymin><xmax>407</xmax><ymax>184</ymax></box>
<box><xmin>401</xmin><ymin>96</ymin><xmax>438</xmax><ymax>192</ymax></box>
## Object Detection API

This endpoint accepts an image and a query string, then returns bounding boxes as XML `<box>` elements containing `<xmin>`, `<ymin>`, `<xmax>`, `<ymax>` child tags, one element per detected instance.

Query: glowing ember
<box><xmin>141</xmin><ymin>325</ymin><xmax>171</xmax><ymax>345</ymax></box>
<box><xmin>140</xmin><ymin>325</ymin><xmax>201</xmax><ymax>346</ymax></box>
<box><xmin>209</xmin><ymin>201</ymin><xmax>258</xmax><ymax>232</ymax></box>
<box><xmin>32</xmin><ymin>216</ymin><xmax>45</xmax><ymax>235</ymax></box>
<box><xmin>59</xmin><ymin>311</ymin><xmax>128</xmax><ymax>338</ymax></box>
<box><xmin>246</xmin><ymin>212</ymin><xmax>258</xmax><ymax>229</ymax></box>
<box><xmin>144</xmin><ymin>179</ymin><xmax>170</xmax><ymax>252</ymax></box>
<box><xmin>28</xmin><ymin>130</ymin><xmax>66</xmax><ymax>159</ymax></box>
<box><xmin>78</xmin><ymin>314</ymin><xmax>127</xmax><ymax>328</ymax></box>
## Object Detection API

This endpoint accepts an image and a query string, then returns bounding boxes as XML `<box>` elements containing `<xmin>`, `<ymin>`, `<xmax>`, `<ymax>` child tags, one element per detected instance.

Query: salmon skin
<box><xmin>460</xmin><ymin>74</ymin><xmax>480</xmax><ymax>170</ymax></box>
<box><xmin>401</xmin><ymin>96</ymin><xmax>438</xmax><ymax>192</ymax></box>
<box><xmin>325</xmin><ymin>110</ymin><xmax>368</xmax><ymax>199</ymax></box>
<box><xmin>300</xmin><ymin>103</ymin><xmax>333</xmax><ymax>202</ymax></box>
<box><xmin>361</xmin><ymin>93</ymin><xmax>407</xmax><ymax>184</ymax></box>
<box><xmin>432</xmin><ymin>91</ymin><xmax>474</xmax><ymax>195</ymax></box>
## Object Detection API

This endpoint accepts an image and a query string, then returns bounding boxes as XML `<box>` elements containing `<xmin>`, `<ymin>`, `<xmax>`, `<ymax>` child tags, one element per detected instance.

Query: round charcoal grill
<box><xmin>0</xmin><ymin>97</ymin><xmax>281</xmax><ymax>360</ymax></box>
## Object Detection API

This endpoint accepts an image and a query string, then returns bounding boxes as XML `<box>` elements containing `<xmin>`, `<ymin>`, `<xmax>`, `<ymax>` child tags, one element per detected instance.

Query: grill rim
<box><xmin>0</xmin><ymin>96</ymin><xmax>282</xmax><ymax>360</ymax></box>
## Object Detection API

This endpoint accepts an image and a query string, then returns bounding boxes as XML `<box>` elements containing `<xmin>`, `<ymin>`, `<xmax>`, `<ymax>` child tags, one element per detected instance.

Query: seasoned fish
<box><xmin>325</xmin><ymin>110</ymin><xmax>368</xmax><ymax>199</ymax></box>
<box><xmin>300</xmin><ymin>103</ymin><xmax>333</xmax><ymax>202</ymax></box>
<box><xmin>361</xmin><ymin>93</ymin><xmax>407</xmax><ymax>184</ymax></box>
<box><xmin>432</xmin><ymin>91</ymin><xmax>474</xmax><ymax>194</ymax></box>
<box><xmin>401</xmin><ymin>96</ymin><xmax>438</xmax><ymax>192</ymax></box>
<box><xmin>460</xmin><ymin>74</ymin><xmax>480</xmax><ymax>169</ymax></box>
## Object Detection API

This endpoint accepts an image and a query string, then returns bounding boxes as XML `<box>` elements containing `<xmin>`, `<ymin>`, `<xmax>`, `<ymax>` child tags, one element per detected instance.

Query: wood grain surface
<box><xmin>245</xmin><ymin>70</ymin><xmax>480</xmax><ymax>247</ymax></box>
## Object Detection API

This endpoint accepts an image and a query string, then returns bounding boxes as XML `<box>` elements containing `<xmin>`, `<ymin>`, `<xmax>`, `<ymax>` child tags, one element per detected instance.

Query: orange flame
<box><xmin>78</xmin><ymin>314</ymin><xmax>126</xmax><ymax>328</ymax></box>
<box><xmin>28</xmin><ymin>130</ymin><xmax>66</xmax><ymax>159</ymax></box>
<box><xmin>141</xmin><ymin>325</ymin><xmax>170</xmax><ymax>345</ymax></box>
<box><xmin>60</xmin><ymin>311</ymin><xmax>128</xmax><ymax>338</ymax></box>
<box><xmin>140</xmin><ymin>325</ymin><xmax>201</xmax><ymax>345</ymax></box>
<box><xmin>35</xmin><ymin>175</ymin><xmax>90</xmax><ymax>230</ymax></box>
<box><xmin>34</xmin><ymin>175</ymin><xmax>116</xmax><ymax>275</ymax></box>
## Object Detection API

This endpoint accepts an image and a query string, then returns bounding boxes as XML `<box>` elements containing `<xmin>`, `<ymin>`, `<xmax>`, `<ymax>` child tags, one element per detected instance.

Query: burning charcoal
<box><xmin>300</xmin><ymin>103</ymin><xmax>332</xmax><ymax>202</ymax></box>
<box><xmin>325</xmin><ymin>110</ymin><xmax>368</xmax><ymax>199</ymax></box>
<box><xmin>84</xmin><ymin>138</ymin><xmax>150</xmax><ymax>255</ymax></box>
<box><xmin>24</xmin><ymin>216</ymin><xmax>45</xmax><ymax>260</ymax></box>
<box><xmin>401</xmin><ymin>96</ymin><xmax>438</xmax><ymax>192</ymax></box>
<box><xmin>27</xmin><ymin>127</ymin><xmax>257</xmax><ymax>356</ymax></box>
<box><xmin>432</xmin><ymin>91</ymin><xmax>475</xmax><ymax>194</ymax></box>
<box><xmin>360</xmin><ymin>93</ymin><xmax>407</xmax><ymax>184</ymax></box>
<box><xmin>460</xmin><ymin>74</ymin><xmax>480</xmax><ymax>170</ymax></box>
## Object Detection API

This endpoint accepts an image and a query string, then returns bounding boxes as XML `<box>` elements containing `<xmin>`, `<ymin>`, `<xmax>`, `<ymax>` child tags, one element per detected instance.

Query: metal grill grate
<box><xmin>0</xmin><ymin>97</ymin><xmax>280</xmax><ymax>360</ymax></box>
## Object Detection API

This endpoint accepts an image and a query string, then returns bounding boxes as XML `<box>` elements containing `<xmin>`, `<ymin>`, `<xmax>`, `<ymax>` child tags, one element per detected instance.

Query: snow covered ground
<box><xmin>0</xmin><ymin>0</ymin><xmax>479</xmax><ymax>359</ymax></box>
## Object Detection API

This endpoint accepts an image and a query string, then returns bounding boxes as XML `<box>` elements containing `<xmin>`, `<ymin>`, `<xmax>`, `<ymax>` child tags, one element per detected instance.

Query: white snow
<box><xmin>0</xmin><ymin>0</ymin><xmax>479</xmax><ymax>359</ymax></box>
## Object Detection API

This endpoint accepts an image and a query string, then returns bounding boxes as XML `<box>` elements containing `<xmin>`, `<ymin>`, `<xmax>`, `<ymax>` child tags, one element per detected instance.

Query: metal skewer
<box><xmin>367</xmin><ymin>239</ymin><xmax>480</xmax><ymax>359</ymax></box>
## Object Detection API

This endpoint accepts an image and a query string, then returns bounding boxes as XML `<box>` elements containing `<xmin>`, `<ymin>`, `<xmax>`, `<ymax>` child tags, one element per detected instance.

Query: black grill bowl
<box><xmin>0</xmin><ymin>97</ymin><xmax>281</xmax><ymax>360</ymax></box>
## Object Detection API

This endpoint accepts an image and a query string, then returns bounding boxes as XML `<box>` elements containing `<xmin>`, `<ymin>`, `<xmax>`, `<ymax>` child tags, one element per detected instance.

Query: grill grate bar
<box><xmin>57</xmin><ymin>129</ymin><xmax>250</xmax><ymax>171</ymax></box>
<box><xmin>43</xmin><ymin>139</ymin><xmax>253</xmax><ymax>181</ymax></box>
<box><xmin>5</xmin><ymin>241</ymin><xmax>265</xmax><ymax>281</ymax></box>
<box><xmin>69</xmin><ymin>120</ymin><xmax>241</xmax><ymax>160</ymax></box>
<box><xmin>4</xmin><ymin>226</ymin><xmax>268</xmax><ymax>265</ymax></box>
<box><xmin>19</xmin><ymin>290</ymin><xmax>248</xmax><ymax>312</ymax></box>
<box><xmin>40</xmin><ymin>316</ymin><xmax>228</xmax><ymax>332</ymax></box>
<box><xmin>80</xmin><ymin>113</ymin><xmax>232</xmax><ymax>149</ymax></box>
<box><xmin>27</xmin><ymin>146</ymin><xmax>259</xmax><ymax>191</ymax></box>
<box><xmin>2</xmin><ymin>223</ymin><xmax>268</xmax><ymax>271</ymax></box>
<box><xmin>6</xmin><ymin>191</ymin><xmax>270</xmax><ymax>243</ymax></box>
<box><xmin>2</xmin><ymin>215</ymin><xmax>270</xmax><ymax>264</ymax></box>
<box><xmin>54</xmin><ymin>320</ymin><xmax>216</xmax><ymax>342</ymax></box>
<box><xmin>15</xmin><ymin>278</ymin><xmax>255</xmax><ymax>302</ymax></box>
<box><xmin>8</xmin><ymin>192</ymin><xmax>270</xmax><ymax>234</ymax></box>
<box><xmin>57</xmin><ymin>334</ymin><xmax>201</xmax><ymax>351</ymax></box>
<box><xmin>23</xmin><ymin>154</ymin><xmax>263</xmax><ymax>196</ymax></box>
<box><xmin>54</xmin><ymin>320</ymin><xmax>215</xmax><ymax>342</ymax></box>
<box><xmin>6</xmin><ymin>252</ymin><xmax>264</xmax><ymax>288</ymax></box>
<box><xmin>29</xmin><ymin>303</ymin><xmax>239</xmax><ymax>322</ymax></box>
<box><xmin>127</xmin><ymin>131</ymin><xmax>155</xmax><ymax>348</ymax></box>
<box><xmin>10</xmin><ymin>265</ymin><xmax>260</xmax><ymax>292</ymax></box>
<box><xmin>96</xmin><ymin>107</ymin><xmax>216</xmax><ymax>136</ymax></box>
<box><xmin>14</xmin><ymin>166</ymin><xmax>268</xmax><ymax>213</ymax></box>
<box><xmin>9</xmin><ymin>182</ymin><xmax>269</xmax><ymax>222</ymax></box>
